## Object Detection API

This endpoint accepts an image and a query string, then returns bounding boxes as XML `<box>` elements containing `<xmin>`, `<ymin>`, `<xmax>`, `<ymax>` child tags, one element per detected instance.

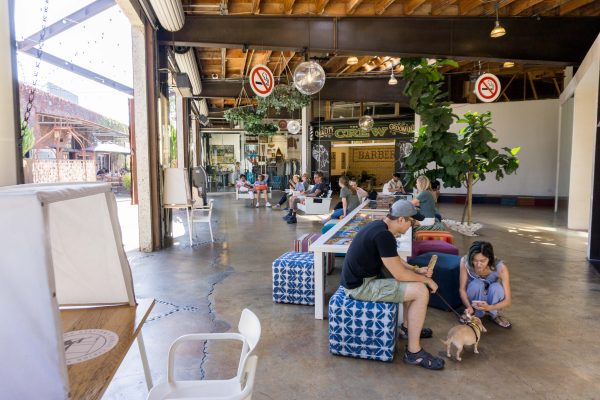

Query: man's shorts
<box><xmin>345</xmin><ymin>276</ymin><xmax>407</xmax><ymax>303</ymax></box>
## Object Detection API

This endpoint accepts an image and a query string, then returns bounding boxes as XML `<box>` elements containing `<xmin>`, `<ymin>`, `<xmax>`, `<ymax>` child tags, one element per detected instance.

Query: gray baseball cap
<box><xmin>389</xmin><ymin>199</ymin><xmax>424</xmax><ymax>220</ymax></box>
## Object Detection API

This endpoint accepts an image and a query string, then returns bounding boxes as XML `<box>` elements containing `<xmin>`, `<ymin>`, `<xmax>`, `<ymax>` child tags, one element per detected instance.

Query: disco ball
<box><xmin>287</xmin><ymin>120</ymin><xmax>301</xmax><ymax>134</ymax></box>
<box><xmin>293</xmin><ymin>61</ymin><xmax>326</xmax><ymax>95</ymax></box>
<box><xmin>398</xmin><ymin>142</ymin><xmax>413</xmax><ymax>158</ymax></box>
<box><xmin>358</xmin><ymin>115</ymin><xmax>374</xmax><ymax>131</ymax></box>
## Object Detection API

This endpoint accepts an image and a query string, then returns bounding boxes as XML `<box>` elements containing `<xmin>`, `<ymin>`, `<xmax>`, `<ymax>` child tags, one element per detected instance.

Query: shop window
<box><xmin>341</xmin><ymin>152</ymin><xmax>346</xmax><ymax>170</ymax></box>
<box><xmin>332</xmin><ymin>152</ymin><xmax>337</xmax><ymax>169</ymax></box>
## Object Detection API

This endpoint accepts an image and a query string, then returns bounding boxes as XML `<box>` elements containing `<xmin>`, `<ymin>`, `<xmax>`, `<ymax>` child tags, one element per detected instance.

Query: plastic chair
<box><xmin>191</xmin><ymin>199</ymin><xmax>214</xmax><ymax>244</ymax></box>
<box><xmin>147</xmin><ymin>309</ymin><xmax>261</xmax><ymax>400</ymax></box>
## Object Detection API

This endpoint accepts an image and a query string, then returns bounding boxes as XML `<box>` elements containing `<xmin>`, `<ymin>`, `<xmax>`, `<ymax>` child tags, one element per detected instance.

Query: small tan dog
<box><xmin>441</xmin><ymin>314</ymin><xmax>487</xmax><ymax>361</ymax></box>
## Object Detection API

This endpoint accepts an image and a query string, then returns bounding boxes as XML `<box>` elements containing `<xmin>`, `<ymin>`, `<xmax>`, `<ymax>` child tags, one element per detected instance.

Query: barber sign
<box><xmin>474</xmin><ymin>73</ymin><xmax>501</xmax><ymax>103</ymax></box>
<box><xmin>249</xmin><ymin>64</ymin><xmax>275</xmax><ymax>98</ymax></box>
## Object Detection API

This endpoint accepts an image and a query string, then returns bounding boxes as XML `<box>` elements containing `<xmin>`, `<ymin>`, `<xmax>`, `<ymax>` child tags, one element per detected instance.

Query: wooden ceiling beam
<box><xmin>340</xmin><ymin>56</ymin><xmax>375</xmax><ymax>76</ymax></box>
<box><xmin>347</xmin><ymin>0</ymin><xmax>365</xmax><ymax>14</ymax></box>
<box><xmin>431</xmin><ymin>0</ymin><xmax>457</xmax><ymax>16</ymax></box>
<box><xmin>221</xmin><ymin>48</ymin><xmax>227</xmax><ymax>79</ymax></box>
<box><xmin>404</xmin><ymin>0</ymin><xmax>427</xmax><ymax>15</ymax></box>
<box><xmin>252</xmin><ymin>0</ymin><xmax>261</xmax><ymax>14</ymax></box>
<box><xmin>560</xmin><ymin>0</ymin><xmax>594</xmax><ymax>15</ymax></box>
<box><xmin>284</xmin><ymin>0</ymin><xmax>296</xmax><ymax>14</ymax></box>
<box><xmin>458</xmin><ymin>0</ymin><xmax>481</xmax><ymax>14</ymax></box>
<box><xmin>510</xmin><ymin>0</ymin><xmax>545</xmax><ymax>16</ymax></box>
<box><xmin>374</xmin><ymin>0</ymin><xmax>396</xmax><ymax>15</ymax></box>
<box><xmin>316</xmin><ymin>0</ymin><xmax>331</xmax><ymax>14</ymax></box>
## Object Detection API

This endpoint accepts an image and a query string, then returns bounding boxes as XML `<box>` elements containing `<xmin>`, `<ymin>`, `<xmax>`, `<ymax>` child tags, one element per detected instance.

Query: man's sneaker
<box><xmin>266</xmin><ymin>202</ymin><xmax>272</xmax><ymax>207</ymax></box>
<box><xmin>255</xmin><ymin>203</ymin><xmax>260</xmax><ymax>208</ymax></box>
<box><xmin>287</xmin><ymin>215</ymin><xmax>297</xmax><ymax>224</ymax></box>
<box><xmin>283</xmin><ymin>211</ymin><xmax>293</xmax><ymax>220</ymax></box>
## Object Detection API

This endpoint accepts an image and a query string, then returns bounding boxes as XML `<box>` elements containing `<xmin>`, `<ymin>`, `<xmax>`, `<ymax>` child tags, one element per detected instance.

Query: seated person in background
<box><xmin>430</xmin><ymin>179</ymin><xmax>443</xmax><ymax>221</ymax></box>
<box><xmin>236</xmin><ymin>174</ymin><xmax>254</xmax><ymax>199</ymax></box>
<box><xmin>253</xmin><ymin>174</ymin><xmax>271</xmax><ymax>208</ymax></box>
<box><xmin>411</xmin><ymin>175</ymin><xmax>438</xmax><ymax>220</ymax></box>
<box><xmin>284</xmin><ymin>171</ymin><xmax>328</xmax><ymax>224</ymax></box>
<box><xmin>284</xmin><ymin>173</ymin><xmax>310</xmax><ymax>211</ymax></box>
<box><xmin>341</xmin><ymin>200</ymin><xmax>443</xmax><ymax>370</ymax></box>
<box><xmin>322</xmin><ymin>176</ymin><xmax>360</xmax><ymax>224</ymax></box>
<box><xmin>349</xmin><ymin>179</ymin><xmax>369</xmax><ymax>202</ymax></box>
<box><xmin>459</xmin><ymin>241</ymin><xmax>512</xmax><ymax>329</ymax></box>
<box><xmin>387</xmin><ymin>173</ymin><xmax>406</xmax><ymax>195</ymax></box>
<box><xmin>275</xmin><ymin>174</ymin><xmax>301</xmax><ymax>208</ymax></box>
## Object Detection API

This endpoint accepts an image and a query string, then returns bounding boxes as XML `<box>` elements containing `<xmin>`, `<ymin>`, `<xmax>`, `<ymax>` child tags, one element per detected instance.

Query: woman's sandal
<box><xmin>398</xmin><ymin>323</ymin><xmax>433</xmax><ymax>340</ymax></box>
<box><xmin>492</xmin><ymin>315</ymin><xmax>512</xmax><ymax>329</ymax></box>
<box><xmin>403</xmin><ymin>347</ymin><xmax>445</xmax><ymax>370</ymax></box>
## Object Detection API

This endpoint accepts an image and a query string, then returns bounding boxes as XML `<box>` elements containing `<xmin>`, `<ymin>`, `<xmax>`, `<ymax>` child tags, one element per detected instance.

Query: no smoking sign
<box><xmin>475</xmin><ymin>73</ymin><xmax>501</xmax><ymax>103</ymax></box>
<box><xmin>250</xmin><ymin>64</ymin><xmax>275</xmax><ymax>98</ymax></box>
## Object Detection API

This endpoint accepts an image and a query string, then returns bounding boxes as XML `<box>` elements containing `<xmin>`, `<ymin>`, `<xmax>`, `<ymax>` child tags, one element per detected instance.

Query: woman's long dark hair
<box><xmin>468</xmin><ymin>241</ymin><xmax>496</xmax><ymax>271</ymax></box>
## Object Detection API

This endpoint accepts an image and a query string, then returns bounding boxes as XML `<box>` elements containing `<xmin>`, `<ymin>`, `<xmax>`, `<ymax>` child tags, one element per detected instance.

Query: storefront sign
<box><xmin>353</xmin><ymin>148</ymin><xmax>396</xmax><ymax>162</ymax></box>
<box><xmin>311</xmin><ymin>119</ymin><xmax>415</xmax><ymax>141</ymax></box>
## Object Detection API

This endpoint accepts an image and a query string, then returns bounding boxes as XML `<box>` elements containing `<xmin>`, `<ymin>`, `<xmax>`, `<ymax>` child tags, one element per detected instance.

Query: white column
<box><xmin>175</xmin><ymin>95</ymin><xmax>185</xmax><ymax>168</ymax></box>
<box><xmin>0</xmin><ymin>0</ymin><xmax>19</xmax><ymax>186</ymax></box>
<box><xmin>301</xmin><ymin>105</ymin><xmax>310</xmax><ymax>174</ymax></box>
<box><xmin>130</xmin><ymin>24</ymin><xmax>153</xmax><ymax>252</ymax></box>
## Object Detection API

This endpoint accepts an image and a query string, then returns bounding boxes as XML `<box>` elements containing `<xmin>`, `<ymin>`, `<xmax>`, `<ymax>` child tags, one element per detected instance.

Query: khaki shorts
<box><xmin>345</xmin><ymin>276</ymin><xmax>408</xmax><ymax>303</ymax></box>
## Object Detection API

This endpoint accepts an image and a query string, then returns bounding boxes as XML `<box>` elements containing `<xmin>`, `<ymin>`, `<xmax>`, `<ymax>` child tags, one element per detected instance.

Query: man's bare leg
<box><xmin>402</xmin><ymin>282</ymin><xmax>429</xmax><ymax>353</ymax></box>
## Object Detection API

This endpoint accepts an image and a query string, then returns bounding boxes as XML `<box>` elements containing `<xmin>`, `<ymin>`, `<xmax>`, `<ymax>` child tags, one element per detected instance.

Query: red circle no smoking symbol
<box><xmin>475</xmin><ymin>73</ymin><xmax>501</xmax><ymax>103</ymax></box>
<box><xmin>250</xmin><ymin>65</ymin><xmax>274</xmax><ymax>98</ymax></box>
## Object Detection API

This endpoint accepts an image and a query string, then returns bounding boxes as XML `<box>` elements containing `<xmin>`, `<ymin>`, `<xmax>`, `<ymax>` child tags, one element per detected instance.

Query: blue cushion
<box><xmin>272</xmin><ymin>252</ymin><xmax>315</xmax><ymax>305</ymax></box>
<box><xmin>328</xmin><ymin>287</ymin><xmax>399</xmax><ymax>362</ymax></box>
<box><xmin>408</xmin><ymin>252</ymin><xmax>462</xmax><ymax>311</ymax></box>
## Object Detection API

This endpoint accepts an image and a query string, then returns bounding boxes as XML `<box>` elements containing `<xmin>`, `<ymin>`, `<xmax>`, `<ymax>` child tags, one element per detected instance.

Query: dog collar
<box><xmin>467</xmin><ymin>322</ymin><xmax>481</xmax><ymax>343</ymax></box>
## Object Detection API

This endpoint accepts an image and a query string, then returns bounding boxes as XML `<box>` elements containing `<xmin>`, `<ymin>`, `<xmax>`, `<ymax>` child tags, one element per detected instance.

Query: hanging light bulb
<box><xmin>294</xmin><ymin>60</ymin><xmax>326</xmax><ymax>95</ymax></box>
<box><xmin>490</xmin><ymin>3</ymin><xmax>506</xmax><ymax>38</ymax></box>
<box><xmin>347</xmin><ymin>56</ymin><xmax>358</xmax><ymax>65</ymax></box>
<box><xmin>388</xmin><ymin>69</ymin><xmax>397</xmax><ymax>86</ymax></box>
<box><xmin>503</xmin><ymin>61</ymin><xmax>515</xmax><ymax>68</ymax></box>
<box><xmin>287</xmin><ymin>120</ymin><xmax>301</xmax><ymax>134</ymax></box>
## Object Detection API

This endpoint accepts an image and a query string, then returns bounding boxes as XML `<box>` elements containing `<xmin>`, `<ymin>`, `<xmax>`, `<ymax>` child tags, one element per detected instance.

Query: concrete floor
<box><xmin>104</xmin><ymin>195</ymin><xmax>600</xmax><ymax>400</ymax></box>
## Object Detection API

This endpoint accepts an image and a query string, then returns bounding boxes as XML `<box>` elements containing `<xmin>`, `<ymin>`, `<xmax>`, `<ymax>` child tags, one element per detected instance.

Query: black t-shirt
<box><xmin>310</xmin><ymin>182</ymin><xmax>329</xmax><ymax>197</ymax></box>
<box><xmin>341</xmin><ymin>220</ymin><xmax>398</xmax><ymax>289</ymax></box>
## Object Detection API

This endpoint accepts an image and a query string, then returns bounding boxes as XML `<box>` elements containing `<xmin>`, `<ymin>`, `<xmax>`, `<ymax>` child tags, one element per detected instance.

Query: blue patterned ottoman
<box><xmin>328</xmin><ymin>287</ymin><xmax>399</xmax><ymax>362</ymax></box>
<box><xmin>272</xmin><ymin>252</ymin><xmax>315</xmax><ymax>305</ymax></box>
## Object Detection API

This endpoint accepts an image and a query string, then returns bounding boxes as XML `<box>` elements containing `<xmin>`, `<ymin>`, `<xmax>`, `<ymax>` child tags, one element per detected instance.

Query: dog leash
<box><xmin>434</xmin><ymin>291</ymin><xmax>463</xmax><ymax>319</ymax></box>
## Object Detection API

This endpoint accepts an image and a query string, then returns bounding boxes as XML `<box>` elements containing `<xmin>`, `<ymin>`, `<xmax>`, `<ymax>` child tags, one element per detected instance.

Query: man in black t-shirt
<box><xmin>341</xmin><ymin>199</ymin><xmax>445</xmax><ymax>370</ymax></box>
<box><xmin>284</xmin><ymin>171</ymin><xmax>329</xmax><ymax>224</ymax></box>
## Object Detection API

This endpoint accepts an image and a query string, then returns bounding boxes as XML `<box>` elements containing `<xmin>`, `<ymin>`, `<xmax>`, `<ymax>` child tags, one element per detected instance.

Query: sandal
<box><xmin>398</xmin><ymin>323</ymin><xmax>433</xmax><ymax>340</ymax></box>
<box><xmin>493</xmin><ymin>315</ymin><xmax>512</xmax><ymax>329</ymax></box>
<box><xmin>403</xmin><ymin>347</ymin><xmax>445</xmax><ymax>370</ymax></box>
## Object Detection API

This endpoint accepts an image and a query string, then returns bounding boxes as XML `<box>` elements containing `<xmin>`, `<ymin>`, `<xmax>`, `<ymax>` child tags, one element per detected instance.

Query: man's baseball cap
<box><xmin>389</xmin><ymin>199</ymin><xmax>424</xmax><ymax>221</ymax></box>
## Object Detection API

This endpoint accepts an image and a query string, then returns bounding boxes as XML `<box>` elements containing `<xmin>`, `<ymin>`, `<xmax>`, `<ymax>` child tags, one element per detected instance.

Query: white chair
<box><xmin>382</xmin><ymin>182</ymin><xmax>392</xmax><ymax>195</ymax></box>
<box><xmin>297</xmin><ymin>189</ymin><xmax>333</xmax><ymax>215</ymax></box>
<box><xmin>147</xmin><ymin>309</ymin><xmax>261</xmax><ymax>400</ymax></box>
<box><xmin>191</xmin><ymin>199</ymin><xmax>214</xmax><ymax>244</ymax></box>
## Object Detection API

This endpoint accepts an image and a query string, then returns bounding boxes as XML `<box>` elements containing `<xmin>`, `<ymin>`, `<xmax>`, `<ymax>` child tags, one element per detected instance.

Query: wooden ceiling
<box><xmin>182</xmin><ymin>0</ymin><xmax>600</xmax><ymax>17</ymax></box>
<box><xmin>180</xmin><ymin>0</ymin><xmax>599</xmax><ymax>108</ymax></box>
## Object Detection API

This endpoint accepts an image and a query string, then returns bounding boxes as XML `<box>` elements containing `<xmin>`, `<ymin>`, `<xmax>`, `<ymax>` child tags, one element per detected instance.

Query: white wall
<box><xmin>0</xmin><ymin>1</ymin><xmax>18</xmax><ymax>186</ymax></box>
<box><xmin>557</xmin><ymin>97</ymin><xmax>574</xmax><ymax>198</ymax></box>
<box><xmin>439</xmin><ymin>99</ymin><xmax>560</xmax><ymax>197</ymax></box>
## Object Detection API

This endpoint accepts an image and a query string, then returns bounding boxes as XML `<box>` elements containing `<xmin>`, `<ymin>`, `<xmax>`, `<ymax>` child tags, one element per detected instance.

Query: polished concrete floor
<box><xmin>104</xmin><ymin>195</ymin><xmax>600</xmax><ymax>400</ymax></box>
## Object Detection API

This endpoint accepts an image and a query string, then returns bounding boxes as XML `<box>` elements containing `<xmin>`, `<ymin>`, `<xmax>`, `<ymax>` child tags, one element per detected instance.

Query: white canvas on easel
<box><xmin>0</xmin><ymin>183</ymin><xmax>137</xmax><ymax>399</ymax></box>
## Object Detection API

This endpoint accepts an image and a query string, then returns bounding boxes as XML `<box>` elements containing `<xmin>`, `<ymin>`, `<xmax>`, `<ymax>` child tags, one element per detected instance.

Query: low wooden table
<box><xmin>61</xmin><ymin>298</ymin><xmax>155</xmax><ymax>400</ymax></box>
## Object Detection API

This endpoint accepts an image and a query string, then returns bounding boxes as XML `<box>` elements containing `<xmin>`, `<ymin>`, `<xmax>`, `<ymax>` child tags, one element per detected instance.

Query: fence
<box><xmin>24</xmin><ymin>159</ymin><xmax>96</xmax><ymax>183</ymax></box>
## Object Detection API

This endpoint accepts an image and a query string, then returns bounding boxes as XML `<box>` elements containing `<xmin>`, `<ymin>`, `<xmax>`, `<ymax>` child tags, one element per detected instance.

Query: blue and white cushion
<box><xmin>329</xmin><ymin>286</ymin><xmax>399</xmax><ymax>362</ymax></box>
<box><xmin>272</xmin><ymin>252</ymin><xmax>315</xmax><ymax>305</ymax></box>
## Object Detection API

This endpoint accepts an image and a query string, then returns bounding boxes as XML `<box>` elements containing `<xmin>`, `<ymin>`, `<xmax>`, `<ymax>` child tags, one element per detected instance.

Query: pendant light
<box><xmin>388</xmin><ymin>68</ymin><xmax>398</xmax><ymax>86</ymax></box>
<box><xmin>347</xmin><ymin>56</ymin><xmax>358</xmax><ymax>65</ymax></box>
<box><xmin>490</xmin><ymin>3</ymin><xmax>506</xmax><ymax>38</ymax></box>
<box><xmin>503</xmin><ymin>61</ymin><xmax>515</xmax><ymax>68</ymax></box>
<box><xmin>293</xmin><ymin>60</ymin><xmax>326</xmax><ymax>95</ymax></box>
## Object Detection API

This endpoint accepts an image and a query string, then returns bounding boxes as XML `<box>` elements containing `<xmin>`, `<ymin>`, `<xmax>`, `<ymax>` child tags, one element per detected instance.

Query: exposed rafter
<box><xmin>18</xmin><ymin>0</ymin><xmax>115</xmax><ymax>51</ymax></box>
<box><xmin>511</xmin><ymin>0</ymin><xmax>546</xmax><ymax>16</ymax></box>
<box><xmin>560</xmin><ymin>0</ymin><xmax>595</xmax><ymax>15</ymax></box>
<box><xmin>431</xmin><ymin>0</ymin><xmax>458</xmax><ymax>15</ymax></box>
<box><xmin>284</xmin><ymin>0</ymin><xmax>296</xmax><ymax>14</ymax></box>
<box><xmin>316</xmin><ymin>0</ymin><xmax>331</xmax><ymax>14</ymax></box>
<box><xmin>347</xmin><ymin>0</ymin><xmax>365</xmax><ymax>14</ymax></box>
<box><xmin>252</xmin><ymin>0</ymin><xmax>261</xmax><ymax>14</ymax></box>
<box><xmin>458</xmin><ymin>0</ymin><xmax>481</xmax><ymax>14</ymax></box>
<box><xmin>221</xmin><ymin>48</ymin><xmax>227</xmax><ymax>79</ymax></box>
<box><xmin>404</xmin><ymin>0</ymin><xmax>427</xmax><ymax>15</ymax></box>
<box><xmin>375</xmin><ymin>0</ymin><xmax>396</xmax><ymax>15</ymax></box>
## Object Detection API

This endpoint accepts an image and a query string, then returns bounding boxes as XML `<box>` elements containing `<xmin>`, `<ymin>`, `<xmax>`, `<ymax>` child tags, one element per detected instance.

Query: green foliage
<box><xmin>169</xmin><ymin>125</ymin><xmax>177</xmax><ymax>164</ymax></box>
<box><xmin>456</xmin><ymin>111</ymin><xmax>520</xmax><ymax>184</ymax></box>
<box><xmin>223</xmin><ymin>106</ymin><xmax>279</xmax><ymax>136</ymax></box>
<box><xmin>122</xmin><ymin>173</ymin><xmax>132</xmax><ymax>191</ymax></box>
<box><xmin>400</xmin><ymin>58</ymin><xmax>519</xmax><ymax>189</ymax></box>
<box><xmin>20</xmin><ymin>122</ymin><xmax>35</xmax><ymax>157</ymax></box>
<box><xmin>256</xmin><ymin>84</ymin><xmax>311</xmax><ymax>113</ymax></box>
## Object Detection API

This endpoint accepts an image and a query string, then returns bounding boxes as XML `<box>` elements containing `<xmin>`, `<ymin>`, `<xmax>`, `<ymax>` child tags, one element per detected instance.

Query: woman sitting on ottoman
<box><xmin>459</xmin><ymin>241</ymin><xmax>512</xmax><ymax>329</ymax></box>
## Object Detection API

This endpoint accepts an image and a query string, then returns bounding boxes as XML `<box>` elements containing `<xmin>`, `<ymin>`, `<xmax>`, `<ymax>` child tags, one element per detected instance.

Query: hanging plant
<box><xmin>256</xmin><ymin>84</ymin><xmax>311</xmax><ymax>113</ymax></box>
<box><xmin>223</xmin><ymin>106</ymin><xmax>265</xmax><ymax>126</ymax></box>
<box><xmin>245</xmin><ymin>122</ymin><xmax>279</xmax><ymax>136</ymax></box>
